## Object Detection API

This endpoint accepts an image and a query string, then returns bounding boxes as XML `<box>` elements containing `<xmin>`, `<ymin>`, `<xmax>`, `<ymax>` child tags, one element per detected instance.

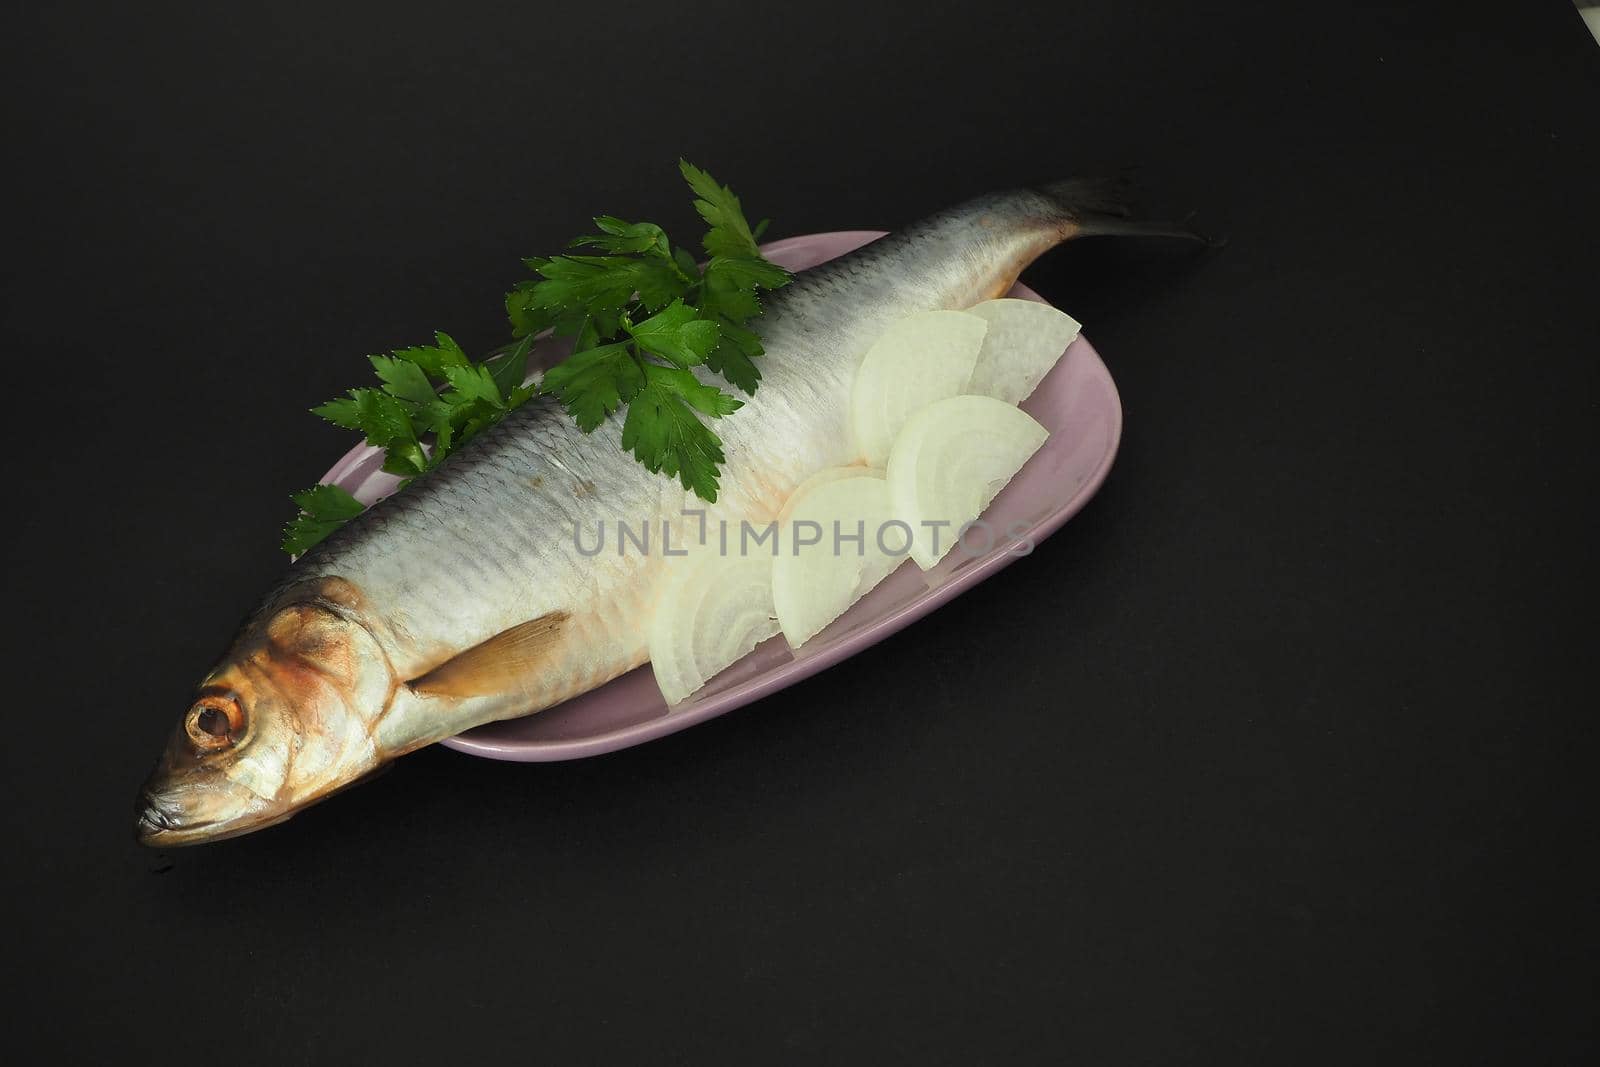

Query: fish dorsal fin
<box><xmin>407</xmin><ymin>611</ymin><xmax>569</xmax><ymax>699</ymax></box>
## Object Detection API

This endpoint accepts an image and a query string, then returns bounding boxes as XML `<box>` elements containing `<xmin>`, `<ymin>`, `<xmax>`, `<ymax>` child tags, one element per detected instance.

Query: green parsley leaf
<box><xmin>695</xmin><ymin>256</ymin><xmax>788</xmax><ymax>394</ymax></box>
<box><xmin>541</xmin><ymin>342</ymin><xmax>644</xmax><ymax>432</ymax></box>
<box><xmin>620</xmin><ymin>364</ymin><xmax>742</xmax><ymax>501</ymax></box>
<box><xmin>370</xmin><ymin>354</ymin><xmax>436</xmax><ymax>406</ymax></box>
<box><xmin>529</xmin><ymin>255</ymin><xmax>640</xmax><ymax>313</ymax></box>
<box><xmin>679</xmin><ymin>159</ymin><xmax>762</xmax><ymax>259</ymax></box>
<box><xmin>569</xmin><ymin>216</ymin><xmax>672</xmax><ymax>257</ymax></box>
<box><xmin>391</xmin><ymin>331</ymin><xmax>470</xmax><ymax>378</ymax></box>
<box><xmin>520</xmin><ymin>254</ymin><xmax>692</xmax><ymax>339</ymax></box>
<box><xmin>626</xmin><ymin>300</ymin><xmax>721</xmax><ymax>368</ymax></box>
<box><xmin>309</xmin><ymin>392</ymin><xmax>366</xmax><ymax>431</ymax></box>
<box><xmin>506</xmin><ymin>282</ymin><xmax>557</xmax><ymax>338</ymax></box>
<box><xmin>281</xmin><ymin>483</ymin><xmax>365</xmax><ymax>556</ymax></box>
<box><xmin>442</xmin><ymin>363</ymin><xmax>506</xmax><ymax>410</ymax></box>
<box><xmin>701</xmin><ymin>316</ymin><xmax>765</xmax><ymax>394</ymax></box>
<box><xmin>380</xmin><ymin>437</ymin><xmax>428</xmax><ymax>478</ymax></box>
<box><xmin>311</xmin><ymin>388</ymin><xmax>426</xmax><ymax>476</ymax></box>
<box><xmin>311</xmin><ymin>388</ymin><xmax>405</xmax><ymax>445</ymax></box>
<box><xmin>705</xmin><ymin>254</ymin><xmax>791</xmax><ymax>294</ymax></box>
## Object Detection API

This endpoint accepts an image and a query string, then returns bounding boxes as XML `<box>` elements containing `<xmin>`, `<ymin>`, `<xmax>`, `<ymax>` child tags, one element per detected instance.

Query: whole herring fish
<box><xmin>136</xmin><ymin>179</ymin><xmax>1198</xmax><ymax>845</ymax></box>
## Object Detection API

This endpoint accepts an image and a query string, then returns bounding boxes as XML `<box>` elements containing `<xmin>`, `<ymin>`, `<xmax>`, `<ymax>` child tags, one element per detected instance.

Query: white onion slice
<box><xmin>886</xmin><ymin>394</ymin><xmax>1049</xmax><ymax>570</ymax></box>
<box><xmin>775</xmin><ymin>463</ymin><xmax>877</xmax><ymax>526</ymax></box>
<box><xmin>849</xmin><ymin>309</ymin><xmax>987</xmax><ymax>467</ymax></box>
<box><xmin>966</xmin><ymin>298</ymin><xmax>1081</xmax><ymax>405</ymax></box>
<box><xmin>649</xmin><ymin>546</ymin><xmax>778</xmax><ymax>706</ymax></box>
<box><xmin>771</xmin><ymin>472</ymin><xmax>904</xmax><ymax>648</ymax></box>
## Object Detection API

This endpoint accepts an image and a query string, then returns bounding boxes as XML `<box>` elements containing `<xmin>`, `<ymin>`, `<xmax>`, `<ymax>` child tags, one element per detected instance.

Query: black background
<box><xmin>4</xmin><ymin>1</ymin><xmax>1597</xmax><ymax>1062</ymax></box>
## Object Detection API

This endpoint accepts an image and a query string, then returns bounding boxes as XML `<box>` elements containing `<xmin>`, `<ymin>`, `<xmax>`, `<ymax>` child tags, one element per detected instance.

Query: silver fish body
<box><xmin>137</xmin><ymin>181</ymin><xmax>1177</xmax><ymax>844</ymax></box>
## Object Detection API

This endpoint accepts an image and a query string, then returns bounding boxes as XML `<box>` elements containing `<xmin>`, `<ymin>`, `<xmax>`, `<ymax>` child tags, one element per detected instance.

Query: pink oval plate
<box><xmin>320</xmin><ymin>231</ymin><xmax>1122</xmax><ymax>761</ymax></box>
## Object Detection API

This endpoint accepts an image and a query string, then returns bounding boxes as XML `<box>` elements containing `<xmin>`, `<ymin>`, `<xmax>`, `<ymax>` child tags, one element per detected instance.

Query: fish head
<box><xmin>136</xmin><ymin>595</ymin><xmax>394</xmax><ymax>846</ymax></box>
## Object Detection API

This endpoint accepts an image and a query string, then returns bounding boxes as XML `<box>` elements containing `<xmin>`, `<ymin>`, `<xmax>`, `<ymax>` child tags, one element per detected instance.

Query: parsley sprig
<box><xmin>282</xmin><ymin>161</ymin><xmax>790</xmax><ymax>556</ymax></box>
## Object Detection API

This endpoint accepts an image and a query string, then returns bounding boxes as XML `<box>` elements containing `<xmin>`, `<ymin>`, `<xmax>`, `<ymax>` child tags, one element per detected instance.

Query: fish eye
<box><xmin>196</xmin><ymin>707</ymin><xmax>229</xmax><ymax>736</ymax></box>
<box><xmin>185</xmin><ymin>695</ymin><xmax>245</xmax><ymax>751</ymax></box>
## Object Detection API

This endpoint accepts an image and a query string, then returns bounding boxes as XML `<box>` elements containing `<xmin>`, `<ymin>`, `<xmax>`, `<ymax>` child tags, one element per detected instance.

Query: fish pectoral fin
<box><xmin>406</xmin><ymin>611</ymin><xmax>570</xmax><ymax>699</ymax></box>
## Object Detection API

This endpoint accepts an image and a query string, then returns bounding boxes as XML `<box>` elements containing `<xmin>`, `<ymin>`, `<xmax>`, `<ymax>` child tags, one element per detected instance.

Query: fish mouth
<box><xmin>134</xmin><ymin>765</ymin><xmax>389</xmax><ymax>847</ymax></box>
<box><xmin>134</xmin><ymin>789</ymin><xmax>292</xmax><ymax>847</ymax></box>
<box><xmin>134</xmin><ymin>789</ymin><xmax>210</xmax><ymax>846</ymax></box>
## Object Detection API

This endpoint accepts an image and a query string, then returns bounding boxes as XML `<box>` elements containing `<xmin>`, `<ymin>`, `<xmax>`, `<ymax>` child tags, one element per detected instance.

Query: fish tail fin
<box><xmin>1033</xmin><ymin>176</ymin><xmax>1217</xmax><ymax>245</ymax></box>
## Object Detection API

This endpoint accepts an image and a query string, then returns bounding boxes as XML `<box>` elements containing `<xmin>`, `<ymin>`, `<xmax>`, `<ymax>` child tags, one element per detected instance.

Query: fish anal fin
<box><xmin>407</xmin><ymin>611</ymin><xmax>569</xmax><ymax>699</ymax></box>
